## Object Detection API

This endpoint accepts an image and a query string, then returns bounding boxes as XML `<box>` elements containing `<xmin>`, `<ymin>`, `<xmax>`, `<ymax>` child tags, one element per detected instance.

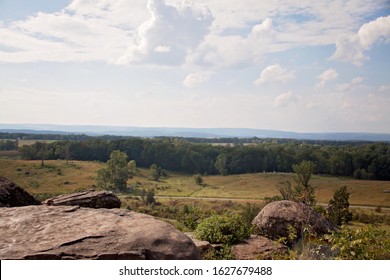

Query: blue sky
<box><xmin>0</xmin><ymin>0</ymin><xmax>389</xmax><ymax>133</ymax></box>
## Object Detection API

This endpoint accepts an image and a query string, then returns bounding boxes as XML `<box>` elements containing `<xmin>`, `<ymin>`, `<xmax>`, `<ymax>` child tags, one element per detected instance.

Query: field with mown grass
<box><xmin>0</xmin><ymin>158</ymin><xmax>389</xmax><ymax>207</ymax></box>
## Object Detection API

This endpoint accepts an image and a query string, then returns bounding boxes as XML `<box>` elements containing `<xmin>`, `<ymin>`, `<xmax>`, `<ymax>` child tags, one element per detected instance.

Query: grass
<box><xmin>1</xmin><ymin>158</ymin><xmax>389</xmax><ymax>207</ymax></box>
<box><xmin>0</xmin><ymin>159</ymin><xmax>103</xmax><ymax>196</ymax></box>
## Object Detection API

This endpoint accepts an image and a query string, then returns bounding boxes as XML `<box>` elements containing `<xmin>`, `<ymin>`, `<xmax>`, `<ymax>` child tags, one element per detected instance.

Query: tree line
<box><xmin>16</xmin><ymin>137</ymin><xmax>390</xmax><ymax>180</ymax></box>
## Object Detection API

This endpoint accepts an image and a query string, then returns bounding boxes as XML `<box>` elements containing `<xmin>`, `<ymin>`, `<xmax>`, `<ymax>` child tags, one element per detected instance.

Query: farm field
<box><xmin>0</xmin><ymin>158</ymin><xmax>389</xmax><ymax>207</ymax></box>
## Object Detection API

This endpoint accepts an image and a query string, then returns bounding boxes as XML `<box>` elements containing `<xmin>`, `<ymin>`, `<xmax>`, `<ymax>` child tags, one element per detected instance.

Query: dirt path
<box><xmin>154</xmin><ymin>195</ymin><xmax>390</xmax><ymax>210</ymax></box>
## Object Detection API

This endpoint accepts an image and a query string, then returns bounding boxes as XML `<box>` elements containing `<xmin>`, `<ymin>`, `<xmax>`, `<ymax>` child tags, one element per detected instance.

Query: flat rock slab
<box><xmin>0</xmin><ymin>206</ymin><xmax>200</xmax><ymax>260</ymax></box>
<box><xmin>232</xmin><ymin>235</ymin><xmax>287</xmax><ymax>260</ymax></box>
<box><xmin>43</xmin><ymin>190</ymin><xmax>121</xmax><ymax>208</ymax></box>
<box><xmin>0</xmin><ymin>176</ymin><xmax>40</xmax><ymax>207</ymax></box>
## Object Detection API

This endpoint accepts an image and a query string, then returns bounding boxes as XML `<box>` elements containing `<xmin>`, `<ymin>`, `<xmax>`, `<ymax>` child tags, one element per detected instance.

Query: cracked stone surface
<box><xmin>0</xmin><ymin>205</ymin><xmax>200</xmax><ymax>260</ymax></box>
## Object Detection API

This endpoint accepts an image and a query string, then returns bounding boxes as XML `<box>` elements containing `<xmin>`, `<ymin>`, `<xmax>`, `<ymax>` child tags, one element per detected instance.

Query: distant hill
<box><xmin>1</xmin><ymin>123</ymin><xmax>390</xmax><ymax>142</ymax></box>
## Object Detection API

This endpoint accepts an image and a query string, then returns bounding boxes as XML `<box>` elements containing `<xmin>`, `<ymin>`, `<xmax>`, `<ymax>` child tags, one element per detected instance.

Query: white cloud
<box><xmin>118</xmin><ymin>0</ymin><xmax>213</xmax><ymax>65</ymax></box>
<box><xmin>379</xmin><ymin>84</ymin><xmax>390</xmax><ymax>92</ymax></box>
<box><xmin>336</xmin><ymin>77</ymin><xmax>364</xmax><ymax>91</ymax></box>
<box><xmin>254</xmin><ymin>64</ymin><xmax>295</xmax><ymax>85</ymax></box>
<box><xmin>331</xmin><ymin>16</ymin><xmax>390</xmax><ymax>65</ymax></box>
<box><xmin>316</xmin><ymin>68</ymin><xmax>338</xmax><ymax>88</ymax></box>
<box><xmin>183</xmin><ymin>73</ymin><xmax>211</xmax><ymax>88</ymax></box>
<box><xmin>273</xmin><ymin>91</ymin><xmax>298</xmax><ymax>108</ymax></box>
<box><xmin>0</xmin><ymin>0</ymin><xmax>388</xmax><ymax>67</ymax></box>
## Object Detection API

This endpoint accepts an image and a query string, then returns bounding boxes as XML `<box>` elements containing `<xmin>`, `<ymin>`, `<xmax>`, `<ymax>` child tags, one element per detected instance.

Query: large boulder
<box><xmin>0</xmin><ymin>205</ymin><xmax>200</xmax><ymax>260</ymax></box>
<box><xmin>232</xmin><ymin>235</ymin><xmax>288</xmax><ymax>260</ymax></box>
<box><xmin>43</xmin><ymin>190</ymin><xmax>121</xmax><ymax>208</ymax></box>
<box><xmin>252</xmin><ymin>200</ymin><xmax>335</xmax><ymax>244</ymax></box>
<box><xmin>0</xmin><ymin>176</ymin><xmax>41</xmax><ymax>207</ymax></box>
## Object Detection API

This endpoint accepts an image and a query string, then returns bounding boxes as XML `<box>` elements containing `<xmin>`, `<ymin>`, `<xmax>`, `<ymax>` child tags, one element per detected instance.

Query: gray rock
<box><xmin>232</xmin><ymin>235</ymin><xmax>288</xmax><ymax>260</ymax></box>
<box><xmin>43</xmin><ymin>190</ymin><xmax>121</xmax><ymax>208</ymax></box>
<box><xmin>184</xmin><ymin>232</ymin><xmax>213</xmax><ymax>254</ymax></box>
<box><xmin>0</xmin><ymin>176</ymin><xmax>41</xmax><ymax>207</ymax></box>
<box><xmin>252</xmin><ymin>200</ymin><xmax>336</xmax><ymax>244</ymax></box>
<box><xmin>0</xmin><ymin>205</ymin><xmax>200</xmax><ymax>260</ymax></box>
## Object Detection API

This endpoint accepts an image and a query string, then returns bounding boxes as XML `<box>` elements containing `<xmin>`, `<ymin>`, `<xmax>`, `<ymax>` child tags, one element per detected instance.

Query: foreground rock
<box><xmin>232</xmin><ymin>235</ymin><xmax>288</xmax><ymax>260</ymax></box>
<box><xmin>185</xmin><ymin>233</ymin><xmax>214</xmax><ymax>255</ymax></box>
<box><xmin>0</xmin><ymin>206</ymin><xmax>200</xmax><ymax>260</ymax></box>
<box><xmin>0</xmin><ymin>176</ymin><xmax>41</xmax><ymax>207</ymax></box>
<box><xmin>43</xmin><ymin>190</ymin><xmax>121</xmax><ymax>208</ymax></box>
<box><xmin>252</xmin><ymin>200</ymin><xmax>335</xmax><ymax>244</ymax></box>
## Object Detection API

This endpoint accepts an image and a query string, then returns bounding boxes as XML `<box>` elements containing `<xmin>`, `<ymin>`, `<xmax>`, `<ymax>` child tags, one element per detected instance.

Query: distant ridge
<box><xmin>1</xmin><ymin>123</ymin><xmax>390</xmax><ymax>142</ymax></box>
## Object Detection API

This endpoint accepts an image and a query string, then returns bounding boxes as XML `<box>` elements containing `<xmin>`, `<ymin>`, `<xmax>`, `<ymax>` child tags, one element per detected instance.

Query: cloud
<box><xmin>379</xmin><ymin>84</ymin><xmax>390</xmax><ymax>92</ymax></box>
<box><xmin>118</xmin><ymin>0</ymin><xmax>213</xmax><ymax>65</ymax></box>
<box><xmin>273</xmin><ymin>91</ymin><xmax>298</xmax><ymax>108</ymax></box>
<box><xmin>183</xmin><ymin>73</ymin><xmax>211</xmax><ymax>88</ymax></box>
<box><xmin>316</xmin><ymin>68</ymin><xmax>338</xmax><ymax>88</ymax></box>
<box><xmin>331</xmin><ymin>16</ymin><xmax>390</xmax><ymax>65</ymax></box>
<box><xmin>254</xmin><ymin>64</ymin><xmax>295</xmax><ymax>85</ymax></box>
<box><xmin>336</xmin><ymin>77</ymin><xmax>364</xmax><ymax>91</ymax></box>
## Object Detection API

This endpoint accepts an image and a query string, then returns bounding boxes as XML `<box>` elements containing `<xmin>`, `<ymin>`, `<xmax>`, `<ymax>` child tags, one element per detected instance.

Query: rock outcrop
<box><xmin>252</xmin><ymin>200</ymin><xmax>335</xmax><ymax>244</ymax></box>
<box><xmin>184</xmin><ymin>232</ymin><xmax>214</xmax><ymax>255</ymax></box>
<box><xmin>232</xmin><ymin>235</ymin><xmax>288</xmax><ymax>260</ymax></box>
<box><xmin>43</xmin><ymin>190</ymin><xmax>121</xmax><ymax>208</ymax></box>
<box><xmin>0</xmin><ymin>205</ymin><xmax>200</xmax><ymax>260</ymax></box>
<box><xmin>0</xmin><ymin>176</ymin><xmax>41</xmax><ymax>207</ymax></box>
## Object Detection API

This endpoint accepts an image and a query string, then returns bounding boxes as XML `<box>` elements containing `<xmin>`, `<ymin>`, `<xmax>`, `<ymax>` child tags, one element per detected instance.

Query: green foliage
<box><xmin>276</xmin><ymin>160</ymin><xmax>316</xmax><ymax>205</ymax></box>
<box><xmin>15</xmin><ymin>135</ymin><xmax>390</xmax><ymax>181</ymax></box>
<box><xmin>177</xmin><ymin>204</ymin><xmax>205</xmax><ymax>230</ymax></box>
<box><xmin>194</xmin><ymin>214</ymin><xmax>251</xmax><ymax>245</ymax></box>
<box><xmin>194</xmin><ymin>173</ymin><xmax>203</xmax><ymax>185</ymax></box>
<box><xmin>149</xmin><ymin>164</ymin><xmax>166</xmax><ymax>181</ymax></box>
<box><xmin>324</xmin><ymin>225</ymin><xmax>390</xmax><ymax>260</ymax></box>
<box><xmin>96</xmin><ymin>150</ymin><xmax>130</xmax><ymax>192</ymax></box>
<box><xmin>327</xmin><ymin>186</ymin><xmax>352</xmax><ymax>225</ymax></box>
<box><xmin>214</xmin><ymin>154</ymin><xmax>228</xmax><ymax>176</ymax></box>
<box><xmin>239</xmin><ymin>203</ymin><xmax>262</xmax><ymax>227</ymax></box>
<box><xmin>202</xmin><ymin>245</ymin><xmax>235</xmax><ymax>260</ymax></box>
<box><xmin>145</xmin><ymin>189</ymin><xmax>156</xmax><ymax>205</ymax></box>
<box><xmin>0</xmin><ymin>139</ymin><xmax>18</xmax><ymax>151</ymax></box>
<box><xmin>127</xmin><ymin>160</ymin><xmax>137</xmax><ymax>178</ymax></box>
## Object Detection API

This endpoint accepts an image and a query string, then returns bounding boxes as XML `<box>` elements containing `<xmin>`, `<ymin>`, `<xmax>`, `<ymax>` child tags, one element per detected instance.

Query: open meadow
<box><xmin>0</xmin><ymin>158</ymin><xmax>389</xmax><ymax>207</ymax></box>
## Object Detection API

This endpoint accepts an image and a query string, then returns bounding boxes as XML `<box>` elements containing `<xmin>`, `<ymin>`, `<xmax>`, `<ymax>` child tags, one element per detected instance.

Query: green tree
<box><xmin>96</xmin><ymin>150</ymin><xmax>130</xmax><ymax>192</ymax></box>
<box><xmin>292</xmin><ymin>160</ymin><xmax>316</xmax><ymax>205</ymax></box>
<box><xmin>149</xmin><ymin>164</ymin><xmax>160</xmax><ymax>181</ymax></box>
<box><xmin>327</xmin><ymin>185</ymin><xmax>352</xmax><ymax>225</ymax></box>
<box><xmin>276</xmin><ymin>160</ymin><xmax>316</xmax><ymax>205</ymax></box>
<box><xmin>128</xmin><ymin>160</ymin><xmax>137</xmax><ymax>178</ymax></box>
<box><xmin>214</xmin><ymin>154</ymin><xmax>228</xmax><ymax>176</ymax></box>
<box><xmin>194</xmin><ymin>174</ymin><xmax>203</xmax><ymax>185</ymax></box>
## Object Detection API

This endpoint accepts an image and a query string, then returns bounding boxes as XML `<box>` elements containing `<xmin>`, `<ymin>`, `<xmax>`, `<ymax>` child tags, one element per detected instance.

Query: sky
<box><xmin>0</xmin><ymin>0</ymin><xmax>389</xmax><ymax>133</ymax></box>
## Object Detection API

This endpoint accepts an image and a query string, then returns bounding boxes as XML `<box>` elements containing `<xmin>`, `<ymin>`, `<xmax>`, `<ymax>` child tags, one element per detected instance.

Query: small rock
<box><xmin>43</xmin><ymin>190</ymin><xmax>121</xmax><ymax>209</ymax></box>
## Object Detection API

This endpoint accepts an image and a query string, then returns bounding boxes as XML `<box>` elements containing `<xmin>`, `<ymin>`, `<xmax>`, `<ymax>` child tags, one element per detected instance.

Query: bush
<box><xmin>324</xmin><ymin>225</ymin><xmax>390</xmax><ymax>260</ymax></box>
<box><xmin>327</xmin><ymin>186</ymin><xmax>352</xmax><ymax>225</ymax></box>
<box><xmin>194</xmin><ymin>174</ymin><xmax>203</xmax><ymax>185</ymax></box>
<box><xmin>194</xmin><ymin>214</ymin><xmax>251</xmax><ymax>245</ymax></box>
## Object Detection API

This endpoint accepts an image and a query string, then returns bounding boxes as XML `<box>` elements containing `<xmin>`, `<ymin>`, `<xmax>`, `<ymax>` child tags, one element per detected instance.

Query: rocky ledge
<box><xmin>0</xmin><ymin>205</ymin><xmax>200</xmax><ymax>260</ymax></box>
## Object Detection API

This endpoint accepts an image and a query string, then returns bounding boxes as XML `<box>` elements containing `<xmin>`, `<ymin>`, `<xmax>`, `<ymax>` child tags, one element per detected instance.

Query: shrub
<box><xmin>324</xmin><ymin>225</ymin><xmax>390</xmax><ymax>260</ymax></box>
<box><xmin>194</xmin><ymin>174</ymin><xmax>203</xmax><ymax>185</ymax></box>
<box><xmin>194</xmin><ymin>214</ymin><xmax>251</xmax><ymax>245</ymax></box>
<box><xmin>327</xmin><ymin>186</ymin><xmax>352</xmax><ymax>225</ymax></box>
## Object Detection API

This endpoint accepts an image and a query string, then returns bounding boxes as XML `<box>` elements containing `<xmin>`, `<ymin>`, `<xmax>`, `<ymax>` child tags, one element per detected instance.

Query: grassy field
<box><xmin>1</xmin><ymin>158</ymin><xmax>389</xmax><ymax>207</ymax></box>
